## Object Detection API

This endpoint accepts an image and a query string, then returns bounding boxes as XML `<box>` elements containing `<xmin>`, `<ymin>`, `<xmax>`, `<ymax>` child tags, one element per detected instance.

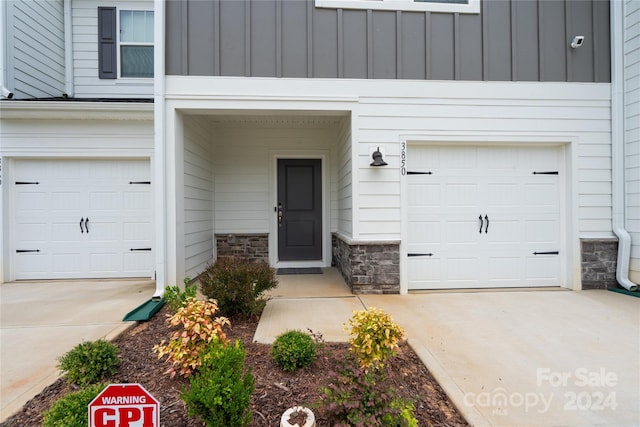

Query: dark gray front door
<box><xmin>277</xmin><ymin>159</ymin><xmax>322</xmax><ymax>261</ymax></box>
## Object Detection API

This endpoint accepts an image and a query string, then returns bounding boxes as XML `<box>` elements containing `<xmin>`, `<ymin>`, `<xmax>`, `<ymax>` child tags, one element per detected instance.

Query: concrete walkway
<box><xmin>257</xmin><ymin>269</ymin><xmax>640</xmax><ymax>427</ymax></box>
<box><xmin>0</xmin><ymin>279</ymin><xmax>154</xmax><ymax>422</ymax></box>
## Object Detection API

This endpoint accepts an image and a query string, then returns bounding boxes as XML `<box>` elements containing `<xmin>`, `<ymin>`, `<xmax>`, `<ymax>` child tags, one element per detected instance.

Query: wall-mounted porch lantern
<box><xmin>370</xmin><ymin>147</ymin><xmax>388</xmax><ymax>167</ymax></box>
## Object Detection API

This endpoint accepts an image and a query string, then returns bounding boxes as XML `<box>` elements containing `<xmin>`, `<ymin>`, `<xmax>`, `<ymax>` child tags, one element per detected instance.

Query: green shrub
<box><xmin>57</xmin><ymin>340</ymin><xmax>119</xmax><ymax>386</ymax></box>
<box><xmin>199</xmin><ymin>257</ymin><xmax>278</xmax><ymax>317</ymax></box>
<box><xmin>345</xmin><ymin>307</ymin><xmax>405</xmax><ymax>371</ymax></box>
<box><xmin>164</xmin><ymin>277</ymin><xmax>197</xmax><ymax>313</ymax></box>
<box><xmin>153</xmin><ymin>297</ymin><xmax>230</xmax><ymax>378</ymax></box>
<box><xmin>42</xmin><ymin>383</ymin><xmax>105</xmax><ymax>427</ymax></box>
<box><xmin>319</xmin><ymin>360</ymin><xmax>416</xmax><ymax>427</ymax></box>
<box><xmin>181</xmin><ymin>340</ymin><xmax>255</xmax><ymax>427</ymax></box>
<box><xmin>271</xmin><ymin>330</ymin><xmax>317</xmax><ymax>372</ymax></box>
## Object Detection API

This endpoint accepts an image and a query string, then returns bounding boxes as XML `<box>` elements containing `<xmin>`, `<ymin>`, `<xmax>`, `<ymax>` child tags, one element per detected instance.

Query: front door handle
<box><xmin>80</xmin><ymin>218</ymin><xmax>85</xmax><ymax>233</ymax></box>
<box><xmin>85</xmin><ymin>217</ymin><xmax>89</xmax><ymax>233</ymax></box>
<box><xmin>484</xmin><ymin>215</ymin><xmax>489</xmax><ymax>234</ymax></box>
<box><xmin>478</xmin><ymin>215</ymin><xmax>483</xmax><ymax>234</ymax></box>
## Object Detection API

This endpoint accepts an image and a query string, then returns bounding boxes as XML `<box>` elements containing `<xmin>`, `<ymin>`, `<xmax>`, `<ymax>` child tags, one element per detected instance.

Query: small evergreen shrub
<box><xmin>164</xmin><ymin>277</ymin><xmax>197</xmax><ymax>313</ymax></box>
<box><xmin>199</xmin><ymin>257</ymin><xmax>278</xmax><ymax>317</ymax></box>
<box><xmin>57</xmin><ymin>340</ymin><xmax>119</xmax><ymax>386</ymax></box>
<box><xmin>181</xmin><ymin>340</ymin><xmax>255</xmax><ymax>427</ymax></box>
<box><xmin>271</xmin><ymin>330</ymin><xmax>317</xmax><ymax>372</ymax></box>
<box><xmin>319</xmin><ymin>360</ymin><xmax>417</xmax><ymax>427</ymax></box>
<box><xmin>42</xmin><ymin>383</ymin><xmax>105</xmax><ymax>427</ymax></box>
<box><xmin>345</xmin><ymin>307</ymin><xmax>405</xmax><ymax>371</ymax></box>
<box><xmin>153</xmin><ymin>297</ymin><xmax>230</xmax><ymax>378</ymax></box>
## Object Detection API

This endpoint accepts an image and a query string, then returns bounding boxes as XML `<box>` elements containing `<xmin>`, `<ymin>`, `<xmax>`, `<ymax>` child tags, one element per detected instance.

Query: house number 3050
<box><xmin>400</xmin><ymin>142</ymin><xmax>407</xmax><ymax>176</ymax></box>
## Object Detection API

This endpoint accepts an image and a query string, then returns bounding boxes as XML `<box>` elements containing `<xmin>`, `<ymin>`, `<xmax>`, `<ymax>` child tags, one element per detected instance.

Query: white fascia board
<box><xmin>0</xmin><ymin>101</ymin><xmax>153</xmax><ymax>120</ymax></box>
<box><xmin>165</xmin><ymin>76</ymin><xmax>611</xmax><ymax>102</ymax></box>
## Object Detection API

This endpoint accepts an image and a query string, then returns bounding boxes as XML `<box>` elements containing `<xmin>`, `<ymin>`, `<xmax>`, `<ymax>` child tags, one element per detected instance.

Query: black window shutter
<box><xmin>98</xmin><ymin>7</ymin><xmax>117</xmax><ymax>79</ymax></box>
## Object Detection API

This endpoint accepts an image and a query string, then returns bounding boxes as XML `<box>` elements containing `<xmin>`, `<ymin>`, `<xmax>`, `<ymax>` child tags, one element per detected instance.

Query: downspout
<box><xmin>152</xmin><ymin>0</ymin><xmax>166</xmax><ymax>298</ymax></box>
<box><xmin>610</xmin><ymin>0</ymin><xmax>638</xmax><ymax>292</ymax></box>
<box><xmin>0</xmin><ymin>0</ymin><xmax>14</xmax><ymax>98</ymax></box>
<box><xmin>63</xmin><ymin>0</ymin><xmax>74</xmax><ymax>97</ymax></box>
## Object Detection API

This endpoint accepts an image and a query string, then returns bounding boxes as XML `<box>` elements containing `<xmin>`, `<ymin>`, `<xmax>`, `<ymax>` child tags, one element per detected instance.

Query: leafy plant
<box><xmin>345</xmin><ymin>307</ymin><xmax>405</xmax><ymax>371</ymax></box>
<box><xmin>42</xmin><ymin>383</ymin><xmax>106</xmax><ymax>427</ymax></box>
<box><xmin>153</xmin><ymin>297</ymin><xmax>230</xmax><ymax>378</ymax></box>
<box><xmin>164</xmin><ymin>277</ymin><xmax>197</xmax><ymax>313</ymax></box>
<box><xmin>199</xmin><ymin>257</ymin><xmax>278</xmax><ymax>317</ymax></box>
<box><xmin>319</xmin><ymin>360</ymin><xmax>416</xmax><ymax>427</ymax></box>
<box><xmin>271</xmin><ymin>330</ymin><xmax>317</xmax><ymax>372</ymax></box>
<box><xmin>181</xmin><ymin>340</ymin><xmax>255</xmax><ymax>427</ymax></box>
<box><xmin>57</xmin><ymin>340</ymin><xmax>119</xmax><ymax>386</ymax></box>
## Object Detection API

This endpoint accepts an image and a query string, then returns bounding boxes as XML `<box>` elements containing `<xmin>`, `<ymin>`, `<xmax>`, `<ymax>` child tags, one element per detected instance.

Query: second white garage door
<box><xmin>407</xmin><ymin>145</ymin><xmax>562</xmax><ymax>290</ymax></box>
<box><xmin>13</xmin><ymin>159</ymin><xmax>153</xmax><ymax>280</ymax></box>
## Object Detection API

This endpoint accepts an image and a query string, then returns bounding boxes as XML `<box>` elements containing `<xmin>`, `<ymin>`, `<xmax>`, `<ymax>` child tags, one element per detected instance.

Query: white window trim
<box><xmin>116</xmin><ymin>8</ymin><xmax>154</xmax><ymax>80</ymax></box>
<box><xmin>316</xmin><ymin>0</ymin><xmax>479</xmax><ymax>13</ymax></box>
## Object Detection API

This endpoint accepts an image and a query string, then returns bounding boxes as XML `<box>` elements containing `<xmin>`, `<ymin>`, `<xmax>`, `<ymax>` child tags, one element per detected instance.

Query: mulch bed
<box><xmin>1</xmin><ymin>305</ymin><xmax>468</xmax><ymax>426</ymax></box>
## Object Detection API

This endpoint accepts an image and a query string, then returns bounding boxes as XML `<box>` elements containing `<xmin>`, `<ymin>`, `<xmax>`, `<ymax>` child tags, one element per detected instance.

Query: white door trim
<box><xmin>269</xmin><ymin>151</ymin><xmax>331</xmax><ymax>268</ymax></box>
<box><xmin>399</xmin><ymin>138</ymin><xmax>576</xmax><ymax>294</ymax></box>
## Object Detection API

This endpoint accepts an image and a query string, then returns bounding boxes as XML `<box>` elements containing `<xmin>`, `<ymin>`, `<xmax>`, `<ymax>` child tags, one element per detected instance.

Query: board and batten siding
<box><xmin>183</xmin><ymin>116</ymin><xmax>215</xmax><ymax>278</ymax></box>
<box><xmin>165</xmin><ymin>0</ymin><xmax>610</xmax><ymax>83</ymax></box>
<box><xmin>71</xmin><ymin>0</ymin><xmax>153</xmax><ymax>98</ymax></box>
<box><xmin>624</xmin><ymin>0</ymin><xmax>640</xmax><ymax>281</ymax></box>
<box><xmin>4</xmin><ymin>0</ymin><xmax>66</xmax><ymax>98</ymax></box>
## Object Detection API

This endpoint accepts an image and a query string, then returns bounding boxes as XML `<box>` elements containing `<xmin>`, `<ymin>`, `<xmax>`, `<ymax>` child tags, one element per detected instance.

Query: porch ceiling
<box><xmin>179</xmin><ymin>108</ymin><xmax>349</xmax><ymax>127</ymax></box>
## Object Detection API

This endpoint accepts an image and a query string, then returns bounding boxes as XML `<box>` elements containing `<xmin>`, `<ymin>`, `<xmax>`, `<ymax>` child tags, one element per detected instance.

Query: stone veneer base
<box><xmin>332</xmin><ymin>233</ymin><xmax>400</xmax><ymax>294</ymax></box>
<box><xmin>580</xmin><ymin>238</ymin><xmax>618</xmax><ymax>290</ymax></box>
<box><xmin>215</xmin><ymin>233</ymin><xmax>269</xmax><ymax>264</ymax></box>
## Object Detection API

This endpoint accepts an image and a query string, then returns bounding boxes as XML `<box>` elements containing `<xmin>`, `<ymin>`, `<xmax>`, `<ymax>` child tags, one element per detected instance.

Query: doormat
<box><xmin>608</xmin><ymin>287</ymin><xmax>640</xmax><ymax>298</ymax></box>
<box><xmin>277</xmin><ymin>267</ymin><xmax>323</xmax><ymax>275</ymax></box>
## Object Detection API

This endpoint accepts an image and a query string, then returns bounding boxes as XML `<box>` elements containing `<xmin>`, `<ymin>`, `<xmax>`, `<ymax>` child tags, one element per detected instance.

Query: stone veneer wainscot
<box><xmin>332</xmin><ymin>233</ymin><xmax>400</xmax><ymax>294</ymax></box>
<box><xmin>215</xmin><ymin>234</ymin><xmax>269</xmax><ymax>263</ymax></box>
<box><xmin>580</xmin><ymin>238</ymin><xmax>618</xmax><ymax>289</ymax></box>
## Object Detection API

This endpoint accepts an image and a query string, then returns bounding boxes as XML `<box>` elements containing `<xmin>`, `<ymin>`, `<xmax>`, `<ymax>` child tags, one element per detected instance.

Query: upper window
<box><xmin>119</xmin><ymin>10</ymin><xmax>154</xmax><ymax>78</ymax></box>
<box><xmin>98</xmin><ymin>7</ymin><xmax>154</xmax><ymax>80</ymax></box>
<box><xmin>315</xmin><ymin>0</ymin><xmax>479</xmax><ymax>13</ymax></box>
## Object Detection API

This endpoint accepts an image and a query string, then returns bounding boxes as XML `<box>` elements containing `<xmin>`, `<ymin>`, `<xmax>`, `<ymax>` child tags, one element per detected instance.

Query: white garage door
<box><xmin>13</xmin><ymin>159</ymin><xmax>153</xmax><ymax>280</ymax></box>
<box><xmin>407</xmin><ymin>146</ymin><xmax>562</xmax><ymax>289</ymax></box>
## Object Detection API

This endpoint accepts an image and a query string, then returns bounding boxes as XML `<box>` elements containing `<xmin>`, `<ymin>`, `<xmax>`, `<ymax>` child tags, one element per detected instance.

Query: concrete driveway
<box><xmin>257</xmin><ymin>272</ymin><xmax>640</xmax><ymax>427</ymax></box>
<box><xmin>0</xmin><ymin>279</ymin><xmax>154</xmax><ymax>422</ymax></box>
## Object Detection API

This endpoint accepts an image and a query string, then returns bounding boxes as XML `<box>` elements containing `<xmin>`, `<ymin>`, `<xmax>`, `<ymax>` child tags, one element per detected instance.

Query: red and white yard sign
<box><xmin>89</xmin><ymin>383</ymin><xmax>159</xmax><ymax>427</ymax></box>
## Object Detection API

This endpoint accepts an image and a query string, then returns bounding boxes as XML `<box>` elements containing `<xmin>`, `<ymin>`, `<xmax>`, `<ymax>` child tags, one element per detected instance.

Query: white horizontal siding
<box><xmin>183</xmin><ymin>116</ymin><xmax>214</xmax><ymax>278</ymax></box>
<box><xmin>356</xmin><ymin>96</ymin><xmax>611</xmax><ymax>240</ymax></box>
<box><xmin>211</xmin><ymin>124</ymin><xmax>337</xmax><ymax>234</ymax></box>
<box><xmin>624</xmin><ymin>0</ymin><xmax>640</xmax><ymax>281</ymax></box>
<box><xmin>0</xmin><ymin>118</ymin><xmax>153</xmax><ymax>156</ymax></box>
<box><xmin>7</xmin><ymin>0</ymin><xmax>65</xmax><ymax>98</ymax></box>
<box><xmin>336</xmin><ymin>117</ymin><xmax>353</xmax><ymax>236</ymax></box>
<box><xmin>71</xmin><ymin>0</ymin><xmax>153</xmax><ymax>98</ymax></box>
<box><xmin>166</xmin><ymin>77</ymin><xmax>612</xmax><ymax>245</ymax></box>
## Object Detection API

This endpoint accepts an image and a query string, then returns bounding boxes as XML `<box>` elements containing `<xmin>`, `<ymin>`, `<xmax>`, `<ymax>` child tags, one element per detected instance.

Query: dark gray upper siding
<box><xmin>165</xmin><ymin>0</ymin><xmax>610</xmax><ymax>82</ymax></box>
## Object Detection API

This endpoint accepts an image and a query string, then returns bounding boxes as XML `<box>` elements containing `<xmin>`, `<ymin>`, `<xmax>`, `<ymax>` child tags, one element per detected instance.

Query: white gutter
<box><xmin>611</xmin><ymin>0</ymin><xmax>638</xmax><ymax>292</ymax></box>
<box><xmin>63</xmin><ymin>0</ymin><xmax>74</xmax><ymax>97</ymax></box>
<box><xmin>153</xmin><ymin>0</ymin><xmax>166</xmax><ymax>298</ymax></box>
